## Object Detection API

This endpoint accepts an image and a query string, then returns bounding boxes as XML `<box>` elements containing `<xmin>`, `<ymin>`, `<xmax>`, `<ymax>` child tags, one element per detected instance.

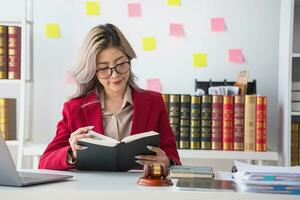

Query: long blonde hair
<box><xmin>71</xmin><ymin>24</ymin><xmax>139</xmax><ymax>99</ymax></box>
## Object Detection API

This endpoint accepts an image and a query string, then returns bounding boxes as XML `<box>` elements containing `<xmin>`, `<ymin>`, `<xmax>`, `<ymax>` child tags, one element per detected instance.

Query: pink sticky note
<box><xmin>128</xmin><ymin>3</ymin><xmax>142</xmax><ymax>17</ymax></box>
<box><xmin>228</xmin><ymin>49</ymin><xmax>244</xmax><ymax>63</ymax></box>
<box><xmin>211</xmin><ymin>18</ymin><xmax>226</xmax><ymax>32</ymax></box>
<box><xmin>146</xmin><ymin>79</ymin><xmax>162</xmax><ymax>93</ymax></box>
<box><xmin>66</xmin><ymin>70</ymin><xmax>75</xmax><ymax>84</ymax></box>
<box><xmin>170</xmin><ymin>23</ymin><xmax>185</xmax><ymax>37</ymax></box>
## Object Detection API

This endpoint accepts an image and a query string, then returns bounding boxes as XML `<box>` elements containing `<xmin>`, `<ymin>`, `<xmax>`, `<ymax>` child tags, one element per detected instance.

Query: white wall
<box><xmin>0</xmin><ymin>0</ymin><xmax>281</xmax><ymax>154</ymax></box>
<box><xmin>30</xmin><ymin>0</ymin><xmax>280</xmax><ymax>152</ymax></box>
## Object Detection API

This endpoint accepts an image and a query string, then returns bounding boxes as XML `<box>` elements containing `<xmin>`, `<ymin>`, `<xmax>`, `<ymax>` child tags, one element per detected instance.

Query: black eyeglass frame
<box><xmin>96</xmin><ymin>61</ymin><xmax>131</xmax><ymax>79</ymax></box>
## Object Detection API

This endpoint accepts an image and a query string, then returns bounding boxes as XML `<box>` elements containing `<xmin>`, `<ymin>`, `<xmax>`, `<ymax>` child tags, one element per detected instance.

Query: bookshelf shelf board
<box><xmin>23</xmin><ymin>142</ymin><xmax>48</xmax><ymax>156</ymax></box>
<box><xmin>178</xmin><ymin>149</ymin><xmax>278</xmax><ymax>161</ymax></box>
<box><xmin>292</xmin><ymin>53</ymin><xmax>300</xmax><ymax>58</ymax></box>
<box><xmin>0</xmin><ymin>80</ymin><xmax>21</xmax><ymax>99</ymax></box>
<box><xmin>6</xmin><ymin>140</ymin><xmax>19</xmax><ymax>146</ymax></box>
<box><xmin>291</xmin><ymin>112</ymin><xmax>300</xmax><ymax>116</ymax></box>
<box><xmin>0</xmin><ymin>20</ymin><xmax>22</xmax><ymax>26</ymax></box>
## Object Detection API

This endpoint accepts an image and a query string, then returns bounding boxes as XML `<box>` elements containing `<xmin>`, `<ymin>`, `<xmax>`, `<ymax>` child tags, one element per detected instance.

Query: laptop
<box><xmin>175</xmin><ymin>178</ymin><xmax>237</xmax><ymax>192</ymax></box>
<box><xmin>0</xmin><ymin>133</ymin><xmax>73</xmax><ymax>187</ymax></box>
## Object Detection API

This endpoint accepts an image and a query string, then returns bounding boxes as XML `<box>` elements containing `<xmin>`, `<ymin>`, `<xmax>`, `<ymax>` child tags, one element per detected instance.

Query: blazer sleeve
<box><xmin>157</xmin><ymin>95</ymin><xmax>181</xmax><ymax>165</ymax></box>
<box><xmin>38</xmin><ymin>102</ymin><xmax>75</xmax><ymax>170</ymax></box>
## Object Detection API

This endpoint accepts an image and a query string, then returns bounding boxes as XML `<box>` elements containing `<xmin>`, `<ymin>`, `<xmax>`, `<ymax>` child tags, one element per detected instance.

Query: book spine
<box><xmin>222</xmin><ymin>96</ymin><xmax>234</xmax><ymax>150</ymax></box>
<box><xmin>211</xmin><ymin>95</ymin><xmax>223</xmax><ymax>150</ymax></box>
<box><xmin>291</xmin><ymin>123</ymin><xmax>299</xmax><ymax>166</ymax></box>
<box><xmin>8</xmin><ymin>26</ymin><xmax>21</xmax><ymax>80</ymax></box>
<box><xmin>162</xmin><ymin>94</ymin><xmax>170</xmax><ymax>114</ymax></box>
<box><xmin>201</xmin><ymin>95</ymin><xmax>212</xmax><ymax>150</ymax></box>
<box><xmin>190</xmin><ymin>95</ymin><xmax>201</xmax><ymax>149</ymax></box>
<box><xmin>0</xmin><ymin>98</ymin><xmax>9</xmax><ymax>140</ymax></box>
<box><xmin>0</xmin><ymin>25</ymin><xmax>8</xmax><ymax>79</ymax></box>
<box><xmin>233</xmin><ymin>95</ymin><xmax>245</xmax><ymax>151</ymax></box>
<box><xmin>244</xmin><ymin>95</ymin><xmax>256</xmax><ymax>151</ymax></box>
<box><xmin>256</xmin><ymin>96</ymin><xmax>267</xmax><ymax>152</ymax></box>
<box><xmin>169</xmin><ymin>94</ymin><xmax>180</xmax><ymax>148</ymax></box>
<box><xmin>179</xmin><ymin>94</ymin><xmax>191</xmax><ymax>149</ymax></box>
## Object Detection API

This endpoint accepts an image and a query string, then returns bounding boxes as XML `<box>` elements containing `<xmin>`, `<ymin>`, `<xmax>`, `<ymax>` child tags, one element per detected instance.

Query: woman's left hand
<box><xmin>135</xmin><ymin>146</ymin><xmax>170</xmax><ymax>167</ymax></box>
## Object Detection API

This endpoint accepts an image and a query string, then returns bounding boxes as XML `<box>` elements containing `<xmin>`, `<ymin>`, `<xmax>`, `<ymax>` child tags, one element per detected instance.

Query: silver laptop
<box><xmin>0</xmin><ymin>133</ymin><xmax>73</xmax><ymax>187</ymax></box>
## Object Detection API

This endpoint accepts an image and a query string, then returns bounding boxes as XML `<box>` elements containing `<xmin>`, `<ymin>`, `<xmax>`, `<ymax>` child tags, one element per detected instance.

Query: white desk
<box><xmin>0</xmin><ymin>171</ymin><xmax>298</xmax><ymax>200</ymax></box>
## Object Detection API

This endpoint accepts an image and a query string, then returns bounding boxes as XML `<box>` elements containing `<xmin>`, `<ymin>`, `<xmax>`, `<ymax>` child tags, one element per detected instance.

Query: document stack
<box><xmin>232</xmin><ymin>160</ymin><xmax>300</xmax><ymax>195</ymax></box>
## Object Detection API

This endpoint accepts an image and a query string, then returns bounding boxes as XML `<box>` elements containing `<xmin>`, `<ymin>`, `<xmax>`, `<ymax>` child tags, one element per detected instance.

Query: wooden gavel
<box><xmin>142</xmin><ymin>164</ymin><xmax>168</xmax><ymax>179</ymax></box>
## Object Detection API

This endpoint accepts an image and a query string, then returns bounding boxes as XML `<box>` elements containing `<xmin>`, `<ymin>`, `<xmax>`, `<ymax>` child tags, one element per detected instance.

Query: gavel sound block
<box><xmin>137</xmin><ymin>164</ymin><xmax>173</xmax><ymax>186</ymax></box>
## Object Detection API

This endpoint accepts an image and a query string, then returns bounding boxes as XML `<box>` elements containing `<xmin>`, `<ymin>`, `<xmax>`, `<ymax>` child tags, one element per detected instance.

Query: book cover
<box><xmin>190</xmin><ymin>95</ymin><xmax>201</xmax><ymax>149</ymax></box>
<box><xmin>0</xmin><ymin>98</ymin><xmax>9</xmax><ymax>140</ymax></box>
<box><xmin>170</xmin><ymin>165</ymin><xmax>214</xmax><ymax>179</ymax></box>
<box><xmin>162</xmin><ymin>94</ymin><xmax>170</xmax><ymax>114</ymax></box>
<box><xmin>76</xmin><ymin>130</ymin><xmax>160</xmax><ymax>171</ymax></box>
<box><xmin>0</xmin><ymin>25</ymin><xmax>8</xmax><ymax>79</ymax></box>
<box><xmin>179</xmin><ymin>94</ymin><xmax>191</xmax><ymax>149</ymax></box>
<box><xmin>223</xmin><ymin>96</ymin><xmax>234</xmax><ymax>150</ymax></box>
<box><xmin>244</xmin><ymin>95</ymin><xmax>256</xmax><ymax>151</ymax></box>
<box><xmin>201</xmin><ymin>95</ymin><xmax>212</xmax><ymax>150</ymax></box>
<box><xmin>256</xmin><ymin>96</ymin><xmax>267</xmax><ymax>152</ymax></box>
<box><xmin>234</xmin><ymin>95</ymin><xmax>245</xmax><ymax>151</ymax></box>
<box><xmin>169</xmin><ymin>94</ymin><xmax>180</xmax><ymax>148</ymax></box>
<box><xmin>8</xmin><ymin>26</ymin><xmax>21</xmax><ymax>80</ymax></box>
<box><xmin>212</xmin><ymin>95</ymin><xmax>223</xmax><ymax>150</ymax></box>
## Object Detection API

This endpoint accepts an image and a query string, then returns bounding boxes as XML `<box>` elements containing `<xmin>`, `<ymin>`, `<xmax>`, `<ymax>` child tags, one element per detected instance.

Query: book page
<box><xmin>78</xmin><ymin>130</ymin><xmax>120</xmax><ymax>147</ymax></box>
<box><xmin>121</xmin><ymin>131</ymin><xmax>158</xmax><ymax>143</ymax></box>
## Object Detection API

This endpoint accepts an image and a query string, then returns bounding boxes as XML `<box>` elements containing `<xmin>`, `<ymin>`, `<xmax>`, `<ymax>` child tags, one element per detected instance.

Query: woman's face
<box><xmin>96</xmin><ymin>47</ymin><xmax>130</xmax><ymax>96</ymax></box>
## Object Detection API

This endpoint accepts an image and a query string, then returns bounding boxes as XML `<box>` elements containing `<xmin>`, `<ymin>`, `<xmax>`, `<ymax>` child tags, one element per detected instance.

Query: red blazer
<box><xmin>38</xmin><ymin>88</ymin><xmax>181</xmax><ymax>170</ymax></box>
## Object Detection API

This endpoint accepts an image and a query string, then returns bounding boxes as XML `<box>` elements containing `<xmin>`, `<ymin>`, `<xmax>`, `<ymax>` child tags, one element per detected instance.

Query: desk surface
<box><xmin>0</xmin><ymin>170</ymin><xmax>298</xmax><ymax>200</ymax></box>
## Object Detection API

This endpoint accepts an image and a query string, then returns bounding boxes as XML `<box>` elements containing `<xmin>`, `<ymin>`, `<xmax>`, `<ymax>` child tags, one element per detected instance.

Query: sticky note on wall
<box><xmin>128</xmin><ymin>3</ymin><xmax>142</xmax><ymax>17</ymax></box>
<box><xmin>228</xmin><ymin>49</ymin><xmax>244</xmax><ymax>63</ymax></box>
<box><xmin>193</xmin><ymin>53</ymin><xmax>207</xmax><ymax>67</ymax></box>
<box><xmin>147</xmin><ymin>79</ymin><xmax>162</xmax><ymax>93</ymax></box>
<box><xmin>167</xmin><ymin>0</ymin><xmax>181</xmax><ymax>6</ymax></box>
<box><xmin>142</xmin><ymin>37</ymin><xmax>156</xmax><ymax>51</ymax></box>
<box><xmin>86</xmin><ymin>1</ymin><xmax>100</xmax><ymax>16</ymax></box>
<box><xmin>211</xmin><ymin>18</ymin><xmax>226</xmax><ymax>32</ymax></box>
<box><xmin>170</xmin><ymin>23</ymin><xmax>184</xmax><ymax>37</ymax></box>
<box><xmin>45</xmin><ymin>23</ymin><xmax>61</xmax><ymax>38</ymax></box>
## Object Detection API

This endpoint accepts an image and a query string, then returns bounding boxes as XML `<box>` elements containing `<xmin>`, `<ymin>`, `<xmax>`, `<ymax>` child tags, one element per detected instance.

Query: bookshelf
<box><xmin>278</xmin><ymin>0</ymin><xmax>300</xmax><ymax>166</ymax></box>
<box><xmin>0</xmin><ymin>0</ymin><xmax>31</xmax><ymax>169</ymax></box>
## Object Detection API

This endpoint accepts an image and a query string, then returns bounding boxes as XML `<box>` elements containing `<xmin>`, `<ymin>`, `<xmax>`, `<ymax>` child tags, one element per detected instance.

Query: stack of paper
<box><xmin>233</xmin><ymin>161</ymin><xmax>300</xmax><ymax>195</ymax></box>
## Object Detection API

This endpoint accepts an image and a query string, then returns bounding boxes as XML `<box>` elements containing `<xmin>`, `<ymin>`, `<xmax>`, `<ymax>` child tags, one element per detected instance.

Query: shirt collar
<box><xmin>100</xmin><ymin>86</ymin><xmax>133</xmax><ymax>111</ymax></box>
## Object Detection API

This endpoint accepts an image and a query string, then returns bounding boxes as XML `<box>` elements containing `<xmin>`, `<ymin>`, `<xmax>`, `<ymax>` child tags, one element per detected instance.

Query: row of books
<box><xmin>0</xmin><ymin>25</ymin><xmax>21</xmax><ymax>80</ymax></box>
<box><xmin>292</xmin><ymin>82</ymin><xmax>300</xmax><ymax>112</ymax></box>
<box><xmin>162</xmin><ymin>94</ymin><xmax>267</xmax><ymax>151</ymax></box>
<box><xmin>291</xmin><ymin>122</ymin><xmax>300</xmax><ymax>166</ymax></box>
<box><xmin>0</xmin><ymin>98</ymin><xmax>16</xmax><ymax>140</ymax></box>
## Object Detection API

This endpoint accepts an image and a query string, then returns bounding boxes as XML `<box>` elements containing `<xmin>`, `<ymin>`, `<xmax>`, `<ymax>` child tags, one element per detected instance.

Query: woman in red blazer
<box><xmin>38</xmin><ymin>24</ymin><xmax>181</xmax><ymax>170</ymax></box>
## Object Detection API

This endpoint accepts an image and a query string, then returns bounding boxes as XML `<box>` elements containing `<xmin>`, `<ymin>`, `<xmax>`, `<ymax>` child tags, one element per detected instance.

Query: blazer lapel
<box><xmin>81</xmin><ymin>91</ymin><xmax>104</xmax><ymax>134</ymax></box>
<box><xmin>131</xmin><ymin>88</ymin><xmax>152</xmax><ymax>135</ymax></box>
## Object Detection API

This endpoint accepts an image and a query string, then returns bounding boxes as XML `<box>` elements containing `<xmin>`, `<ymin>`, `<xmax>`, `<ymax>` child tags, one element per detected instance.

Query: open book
<box><xmin>76</xmin><ymin>130</ymin><xmax>160</xmax><ymax>171</ymax></box>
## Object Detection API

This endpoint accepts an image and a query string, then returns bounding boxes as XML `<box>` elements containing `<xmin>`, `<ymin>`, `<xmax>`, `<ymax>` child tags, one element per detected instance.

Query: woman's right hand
<box><xmin>68</xmin><ymin>126</ymin><xmax>94</xmax><ymax>159</ymax></box>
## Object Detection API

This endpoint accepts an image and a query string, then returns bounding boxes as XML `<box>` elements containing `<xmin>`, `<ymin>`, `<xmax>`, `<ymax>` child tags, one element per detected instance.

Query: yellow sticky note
<box><xmin>193</xmin><ymin>53</ymin><xmax>207</xmax><ymax>67</ymax></box>
<box><xmin>45</xmin><ymin>24</ymin><xmax>60</xmax><ymax>38</ymax></box>
<box><xmin>167</xmin><ymin>0</ymin><xmax>181</xmax><ymax>6</ymax></box>
<box><xmin>86</xmin><ymin>1</ymin><xmax>100</xmax><ymax>16</ymax></box>
<box><xmin>143</xmin><ymin>37</ymin><xmax>156</xmax><ymax>51</ymax></box>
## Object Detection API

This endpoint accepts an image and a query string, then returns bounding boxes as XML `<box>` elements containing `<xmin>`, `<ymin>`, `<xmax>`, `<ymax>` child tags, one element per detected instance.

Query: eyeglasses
<box><xmin>96</xmin><ymin>61</ymin><xmax>130</xmax><ymax>79</ymax></box>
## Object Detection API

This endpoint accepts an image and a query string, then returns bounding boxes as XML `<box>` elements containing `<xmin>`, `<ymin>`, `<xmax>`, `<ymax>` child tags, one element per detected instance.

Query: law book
<box><xmin>8</xmin><ymin>26</ymin><xmax>21</xmax><ymax>80</ymax></box>
<box><xmin>256</xmin><ymin>96</ymin><xmax>267</xmax><ymax>152</ymax></box>
<box><xmin>0</xmin><ymin>98</ymin><xmax>9</xmax><ymax>140</ymax></box>
<box><xmin>291</xmin><ymin>123</ymin><xmax>299</xmax><ymax>166</ymax></box>
<box><xmin>169</xmin><ymin>94</ymin><xmax>180</xmax><ymax>148</ymax></box>
<box><xmin>190</xmin><ymin>95</ymin><xmax>201</xmax><ymax>149</ymax></box>
<box><xmin>162</xmin><ymin>94</ymin><xmax>170</xmax><ymax>114</ymax></box>
<box><xmin>170</xmin><ymin>165</ymin><xmax>214</xmax><ymax>179</ymax></box>
<box><xmin>244</xmin><ymin>95</ymin><xmax>256</xmax><ymax>151</ymax></box>
<box><xmin>201</xmin><ymin>95</ymin><xmax>212</xmax><ymax>150</ymax></box>
<box><xmin>0</xmin><ymin>25</ymin><xmax>8</xmax><ymax>79</ymax></box>
<box><xmin>233</xmin><ymin>95</ymin><xmax>245</xmax><ymax>151</ymax></box>
<box><xmin>223</xmin><ymin>96</ymin><xmax>234</xmax><ymax>150</ymax></box>
<box><xmin>211</xmin><ymin>95</ymin><xmax>223</xmax><ymax>150</ymax></box>
<box><xmin>179</xmin><ymin>94</ymin><xmax>191</xmax><ymax>149</ymax></box>
<box><xmin>76</xmin><ymin>130</ymin><xmax>160</xmax><ymax>171</ymax></box>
